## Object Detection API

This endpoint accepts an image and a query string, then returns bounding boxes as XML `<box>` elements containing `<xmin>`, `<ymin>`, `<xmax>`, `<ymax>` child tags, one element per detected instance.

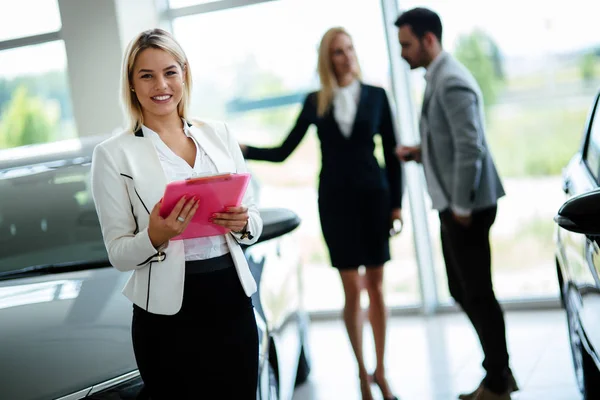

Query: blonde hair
<box><xmin>316</xmin><ymin>27</ymin><xmax>362</xmax><ymax>117</ymax></box>
<box><xmin>121</xmin><ymin>29</ymin><xmax>192</xmax><ymax>132</ymax></box>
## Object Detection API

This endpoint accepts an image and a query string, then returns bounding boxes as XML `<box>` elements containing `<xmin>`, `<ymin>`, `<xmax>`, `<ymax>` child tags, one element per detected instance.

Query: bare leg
<box><xmin>365</xmin><ymin>265</ymin><xmax>394</xmax><ymax>398</ymax></box>
<box><xmin>339</xmin><ymin>269</ymin><xmax>373</xmax><ymax>400</ymax></box>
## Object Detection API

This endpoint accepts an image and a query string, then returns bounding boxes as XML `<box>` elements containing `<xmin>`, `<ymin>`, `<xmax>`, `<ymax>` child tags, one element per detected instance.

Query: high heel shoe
<box><xmin>370</xmin><ymin>373</ymin><xmax>399</xmax><ymax>400</ymax></box>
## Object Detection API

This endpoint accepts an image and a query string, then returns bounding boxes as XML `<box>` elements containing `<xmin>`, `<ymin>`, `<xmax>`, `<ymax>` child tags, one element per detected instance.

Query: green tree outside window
<box><xmin>0</xmin><ymin>86</ymin><xmax>58</xmax><ymax>149</ymax></box>
<box><xmin>454</xmin><ymin>29</ymin><xmax>505</xmax><ymax>114</ymax></box>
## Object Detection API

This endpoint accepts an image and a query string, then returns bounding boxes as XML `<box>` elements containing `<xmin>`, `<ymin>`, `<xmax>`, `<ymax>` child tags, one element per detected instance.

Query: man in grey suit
<box><xmin>394</xmin><ymin>8</ymin><xmax>518</xmax><ymax>400</ymax></box>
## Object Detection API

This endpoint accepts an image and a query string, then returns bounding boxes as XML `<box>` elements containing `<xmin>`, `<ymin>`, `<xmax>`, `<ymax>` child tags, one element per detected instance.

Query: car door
<box><xmin>560</xmin><ymin>92</ymin><xmax>600</xmax><ymax>358</ymax></box>
<box><xmin>245</xmin><ymin>208</ymin><xmax>304</xmax><ymax>399</ymax></box>
<box><xmin>256</xmin><ymin>213</ymin><xmax>303</xmax><ymax>399</ymax></box>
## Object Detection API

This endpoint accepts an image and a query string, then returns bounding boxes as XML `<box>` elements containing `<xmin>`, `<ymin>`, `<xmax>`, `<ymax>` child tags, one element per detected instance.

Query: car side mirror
<box><xmin>555</xmin><ymin>188</ymin><xmax>600</xmax><ymax>235</ymax></box>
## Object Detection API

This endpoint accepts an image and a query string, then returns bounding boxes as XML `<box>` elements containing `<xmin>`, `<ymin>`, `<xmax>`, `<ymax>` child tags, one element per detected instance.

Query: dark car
<box><xmin>0</xmin><ymin>136</ymin><xmax>311</xmax><ymax>400</ymax></box>
<box><xmin>554</xmin><ymin>90</ymin><xmax>600</xmax><ymax>399</ymax></box>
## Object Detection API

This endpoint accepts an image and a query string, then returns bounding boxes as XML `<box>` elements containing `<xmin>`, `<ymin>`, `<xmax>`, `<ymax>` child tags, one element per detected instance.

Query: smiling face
<box><xmin>130</xmin><ymin>47</ymin><xmax>186</xmax><ymax>122</ymax></box>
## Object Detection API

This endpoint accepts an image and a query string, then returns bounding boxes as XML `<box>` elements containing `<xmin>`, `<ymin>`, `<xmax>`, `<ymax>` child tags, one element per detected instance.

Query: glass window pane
<box><xmin>173</xmin><ymin>0</ymin><xmax>421</xmax><ymax>311</ymax></box>
<box><xmin>0</xmin><ymin>41</ymin><xmax>76</xmax><ymax>149</ymax></box>
<box><xmin>396</xmin><ymin>0</ymin><xmax>600</xmax><ymax>301</ymax></box>
<box><xmin>0</xmin><ymin>0</ymin><xmax>61</xmax><ymax>41</ymax></box>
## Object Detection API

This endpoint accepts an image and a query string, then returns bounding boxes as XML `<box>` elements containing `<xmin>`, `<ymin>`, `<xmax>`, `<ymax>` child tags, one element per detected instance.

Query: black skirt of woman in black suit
<box><xmin>245</xmin><ymin>83</ymin><xmax>403</xmax><ymax>270</ymax></box>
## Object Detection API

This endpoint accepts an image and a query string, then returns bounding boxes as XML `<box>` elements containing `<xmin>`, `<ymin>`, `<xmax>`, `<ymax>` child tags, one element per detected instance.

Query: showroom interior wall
<box><xmin>0</xmin><ymin>0</ymin><xmax>561</xmax><ymax>315</ymax></box>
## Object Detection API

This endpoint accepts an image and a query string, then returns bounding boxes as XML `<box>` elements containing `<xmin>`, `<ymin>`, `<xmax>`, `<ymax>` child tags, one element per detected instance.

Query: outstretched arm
<box><xmin>244</xmin><ymin>95</ymin><xmax>314</xmax><ymax>162</ymax></box>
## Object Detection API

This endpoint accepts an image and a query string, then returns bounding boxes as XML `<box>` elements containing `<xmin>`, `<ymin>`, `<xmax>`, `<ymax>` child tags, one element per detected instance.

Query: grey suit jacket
<box><xmin>420</xmin><ymin>52</ymin><xmax>505</xmax><ymax>212</ymax></box>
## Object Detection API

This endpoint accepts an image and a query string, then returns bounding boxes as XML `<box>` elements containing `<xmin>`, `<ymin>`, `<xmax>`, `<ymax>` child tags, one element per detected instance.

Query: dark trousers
<box><xmin>132</xmin><ymin>257</ymin><xmax>258</xmax><ymax>400</ymax></box>
<box><xmin>439</xmin><ymin>206</ymin><xmax>510</xmax><ymax>392</ymax></box>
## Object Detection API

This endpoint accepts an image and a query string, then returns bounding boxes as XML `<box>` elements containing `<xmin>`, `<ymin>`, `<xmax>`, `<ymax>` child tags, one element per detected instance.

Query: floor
<box><xmin>292</xmin><ymin>309</ymin><xmax>580</xmax><ymax>400</ymax></box>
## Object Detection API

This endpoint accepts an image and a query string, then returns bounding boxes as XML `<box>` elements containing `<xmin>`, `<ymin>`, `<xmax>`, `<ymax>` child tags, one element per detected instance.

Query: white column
<box><xmin>380</xmin><ymin>0</ymin><xmax>439</xmax><ymax>314</ymax></box>
<box><xmin>58</xmin><ymin>0</ymin><xmax>165</xmax><ymax>137</ymax></box>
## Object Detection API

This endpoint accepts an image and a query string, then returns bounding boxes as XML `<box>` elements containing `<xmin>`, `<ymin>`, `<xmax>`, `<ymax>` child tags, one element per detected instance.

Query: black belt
<box><xmin>185</xmin><ymin>253</ymin><xmax>234</xmax><ymax>275</ymax></box>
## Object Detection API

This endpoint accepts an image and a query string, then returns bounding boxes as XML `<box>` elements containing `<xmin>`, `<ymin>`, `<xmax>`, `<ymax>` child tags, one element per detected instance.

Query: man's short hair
<box><xmin>394</xmin><ymin>7</ymin><xmax>443</xmax><ymax>43</ymax></box>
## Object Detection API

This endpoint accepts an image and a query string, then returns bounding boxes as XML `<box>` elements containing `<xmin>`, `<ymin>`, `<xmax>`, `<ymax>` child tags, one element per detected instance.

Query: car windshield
<box><xmin>0</xmin><ymin>159</ymin><xmax>107</xmax><ymax>274</ymax></box>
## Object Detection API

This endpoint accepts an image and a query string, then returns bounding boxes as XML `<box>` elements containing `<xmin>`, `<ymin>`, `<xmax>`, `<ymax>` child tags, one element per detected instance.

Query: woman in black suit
<box><xmin>241</xmin><ymin>27</ymin><xmax>402</xmax><ymax>400</ymax></box>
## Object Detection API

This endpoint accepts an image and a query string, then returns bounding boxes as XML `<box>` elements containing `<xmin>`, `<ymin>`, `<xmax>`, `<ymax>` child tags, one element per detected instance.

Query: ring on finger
<box><xmin>177</xmin><ymin>216</ymin><xmax>185</xmax><ymax>222</ymax></box>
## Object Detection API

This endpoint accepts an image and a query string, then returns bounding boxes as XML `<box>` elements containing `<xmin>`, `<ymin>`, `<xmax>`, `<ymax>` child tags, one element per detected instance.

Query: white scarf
<box><xmin>333</xmin><ymin>80</ymin><xmax>361</xmax><ymax>138</ymax></box>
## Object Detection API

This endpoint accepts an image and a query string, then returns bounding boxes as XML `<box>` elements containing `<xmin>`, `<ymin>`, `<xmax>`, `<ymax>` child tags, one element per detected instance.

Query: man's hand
<box><xmin>396</xmin><ymin>145</ymin><xmax>422</xmax><ymax>163</ymax></box>
<box><xmin>452</xmin><ymin>212</ymin><xmax>472</xmax><ymax>227</ymax></box>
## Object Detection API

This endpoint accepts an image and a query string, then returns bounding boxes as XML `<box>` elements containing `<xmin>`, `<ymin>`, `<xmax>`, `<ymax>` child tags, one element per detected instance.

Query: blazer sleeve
<box><xmin>439</xmin><ymin>77</ymin><xmax>485</xmax><ymax>210</ymax></box>
<box><xmin>91</xmin><ymin>144</ymin><xmax>162</xmax><ymax>272</ymax></box>
<box><xmin>244</xmin><ymin>94</ymin><xmax>314</xmax><ymax>162</ymax></box>
<box><xmin>378</xmin><ymin>88</ymin><xmax>403</xmax><ymax>209</ymax></box>
<box><xmin>223</xmin><ymin>122</ymin><xmax>263</xmax><ymax>245</ymax></box>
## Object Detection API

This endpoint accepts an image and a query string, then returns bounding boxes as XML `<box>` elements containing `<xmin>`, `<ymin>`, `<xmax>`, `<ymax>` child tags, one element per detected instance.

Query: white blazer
<box><xmin>90</xmin><ymin>119</ymin><xmax>262</xmax><ymax>315</ymax></box>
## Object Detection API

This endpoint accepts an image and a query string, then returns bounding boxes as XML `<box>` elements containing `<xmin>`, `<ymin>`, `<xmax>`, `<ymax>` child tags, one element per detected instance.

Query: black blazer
<box><xmin>245</xmin><ymin>83</ymin><xmax>403</xmax><ymax>209</ymax></box>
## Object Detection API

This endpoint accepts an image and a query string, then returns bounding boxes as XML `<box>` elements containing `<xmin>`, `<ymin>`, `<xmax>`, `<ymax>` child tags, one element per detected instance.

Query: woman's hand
<box><xmin>148</xmin><ymin>196</ymin><xmax>200</xmax><ymax>248</ymax></box>
<box><xmin>390</xmin><ymin>208</ymin><xmax>403</xmax><ymax>236</ymax></box>
<box><xmin>211</xmin><ymin>206</ymin><xmax>249</xmax><ymax>233</ymax></box>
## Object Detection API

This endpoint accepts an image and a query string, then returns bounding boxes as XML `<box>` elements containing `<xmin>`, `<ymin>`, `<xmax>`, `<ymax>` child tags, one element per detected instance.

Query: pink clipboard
<box><xmin>159</xmin><ymin>173</ymin><xmax>251</xmax><ymax>240</ymax></box>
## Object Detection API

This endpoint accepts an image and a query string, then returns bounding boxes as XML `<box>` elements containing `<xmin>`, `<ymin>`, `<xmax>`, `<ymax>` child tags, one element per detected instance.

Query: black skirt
<box><xmin>318</xmin><ymin>186</ymin><xmax>392</xmax><ymax>270</ymax></box>
<box><xmin>131</xmin><ymin>253</ymin><xmax>258</xmax><ymax>399</ymax></box>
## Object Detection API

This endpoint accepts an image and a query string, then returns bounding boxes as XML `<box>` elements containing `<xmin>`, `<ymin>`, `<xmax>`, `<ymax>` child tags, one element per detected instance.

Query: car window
<box><xmin>584</xmin><ymin>97</ymin><xmax>600</xmax><ymax>181</ymax></box>
<box><xmin>0</xmin><ymin>162</ymin><xmax>107</xmax><ymax>273</ymax></box>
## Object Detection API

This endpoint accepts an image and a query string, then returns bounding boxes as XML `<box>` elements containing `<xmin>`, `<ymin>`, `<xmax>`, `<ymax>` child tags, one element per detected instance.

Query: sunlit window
<box><xmin>173</xmin><ymin>0</ymin><xmax>421</xmax><ymax>311</ymax></box>
<box><xmin>397</xmin><ymin>0</ymin><xmax>600</xmax><ymax>301</ymax></box>
<box><xmin>0</xmin><ymin>41</ymin><xmax>75</xmax><ymax>149</ymax></box>
<box><xmin>0</xmin><ymin>0</ymin><xmax>61</xmax><ymax>42</ymax></box>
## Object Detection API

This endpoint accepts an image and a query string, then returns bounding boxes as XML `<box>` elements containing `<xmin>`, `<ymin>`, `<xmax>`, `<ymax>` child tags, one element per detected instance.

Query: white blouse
<box><xmin>142</xmin><ymin>121</ymin><xmax>230</xmax><ymax>261</ymax></box>
<box><xmin>333</xmin><ymin>79</ymin><xmax>361</xmax><ymax>138</ymax></box>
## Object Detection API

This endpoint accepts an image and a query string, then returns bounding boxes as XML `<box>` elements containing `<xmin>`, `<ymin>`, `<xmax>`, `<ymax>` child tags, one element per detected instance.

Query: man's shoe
<box><xmin>458</xmin><ymin>373</ymin><xmax>519</xmax><ymax>400</ymax></box>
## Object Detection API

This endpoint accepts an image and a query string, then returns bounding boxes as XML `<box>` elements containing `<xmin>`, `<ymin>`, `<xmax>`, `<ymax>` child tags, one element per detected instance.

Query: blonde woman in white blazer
<box><xmin>90</xmin><ymin>28</ymin><xmax>263</xmax><ymax>400</ymax></box>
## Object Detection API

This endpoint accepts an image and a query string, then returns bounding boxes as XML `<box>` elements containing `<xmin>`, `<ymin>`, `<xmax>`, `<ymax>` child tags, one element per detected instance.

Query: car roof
<box><xmin>0</xmin><ymin>135</ymin><xmax>109</xmax><ymax>172</ymax></box>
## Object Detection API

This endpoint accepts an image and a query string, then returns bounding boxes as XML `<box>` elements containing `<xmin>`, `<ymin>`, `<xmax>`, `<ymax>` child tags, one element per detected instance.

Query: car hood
<box><xmin>0</xmin><ymin>266</ymin><xmax>135</xmax><ymax>400</ymax></box>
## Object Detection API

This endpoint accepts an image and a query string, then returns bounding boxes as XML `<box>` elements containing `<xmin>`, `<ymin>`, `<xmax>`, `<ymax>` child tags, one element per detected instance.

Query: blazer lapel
<box><xmin>127</xmin><ymin>129</ymin><xmax>168</xmax><ymax>209</ymax></box>
<box><xmin>349</xmin><ymin>83</ymin><xmax>369</xmax><ymax>137</ymax></box>
<box><xmin>329</xmin><ymin>82</ymin><xmax>368</xmax><ymax>139</ymax></box>
<box><xmin>421</xmin><ymin>82</ymin><xmax>434</xmax><ymax>117</ymax></box>
<box><xmin>421</xmin><ymin>54</ymin><xmax>450</xmax><ymax>118</ymax></box>
<box><xmin>421</xmin><ymin>78</ymin><xmax>438</xmax><ymax>145</ymax></box>
<box><xmin>187</xmin><ymin>121</ymin><xmax>235</xmax><ymax>173</ymax></box>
